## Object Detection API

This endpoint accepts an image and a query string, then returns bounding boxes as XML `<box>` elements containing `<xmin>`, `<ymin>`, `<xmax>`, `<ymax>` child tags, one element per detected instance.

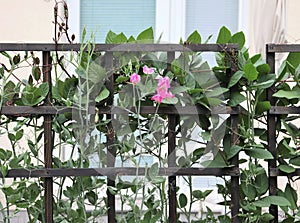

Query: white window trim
<box><xmin>67</xmin><ymin>0</ymin><xmax>248</xmax><ymax>44</ymax></box>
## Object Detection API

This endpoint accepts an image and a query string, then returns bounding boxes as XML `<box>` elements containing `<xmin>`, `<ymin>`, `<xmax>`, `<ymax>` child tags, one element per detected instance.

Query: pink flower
<box><xmin>143</xmin><ymin>65</ymin><xmax>154</xmax><ymax>74</ymax></box>
<box><xmin>158</xmin><ymin>76</ymin><xmax>171</xmax><ymax>89</ymax></box>
<box><xmin>151</xmin><ymin>94</ymin><xmax>163</xmax><ymax>103</ymax></box>
<box><xmin>130</xmin><ymin>73</ymin><xmax>141</xmax><ymax>85</ymax></box>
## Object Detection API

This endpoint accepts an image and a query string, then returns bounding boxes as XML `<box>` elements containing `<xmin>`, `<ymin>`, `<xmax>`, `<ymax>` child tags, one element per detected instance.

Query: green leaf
<box><xmin>15</xmin><ymin>129</ymin><xmax>24</xmax><ymax>141</ymax></box>
<box><xmin>273</xmin><ymin>89</ymin><xmax>300</xmax><ymax>99</ymax></box>
<box><xmin>32</xmin><ymin>66</ymin><xmax>41</xmax><ymax>81</ymax></box>
<box><xmin>217</xmin><ymin>26</ymin><xmax>231</xmax><ymax>44</ymax></box>
<box><xmin>162</xmin><ymin>97</ymin><xmax>178</xmax><ymax>104</ymax></box>
<box><xmin>192</xmin><ymin>189</ymin><xmax>212</xmax><ymax>200</ymax></box>
<box><xmin>137</xmin><ymin>27</ymin><xmax>154</xmax><ymax>43</ymax></box>
<box><xmin>127</xmin><ymin>35</ymin><xmax>136</xmax><ymax>43</ymax></box>
<box><xmin>116</xmin><ymin>76</ymin><xmax>129</xmax><ymax>83</ymax></box>
<box><xmin>149</xmin><ymin>162</ymin><xmax>159</xmax><ymax>180</ymax></box>
<box><xmin>105</xmin><ymin>30</ymin><xmax>117</xmax><ymax>44</ymax></box>
<box><xmin>241</xmin><ymin>183</ymin><xmax>256</xmax><ymax>201</ymax></box>
<box><xmin>21</xmin><ymin>83</ymin><xmax>49</xmax><ymax>106</ymax></box>
<box><xmin>244</xmin><ymin>148</ymin><xmax>273</xmax><ymax>159</ymax></box>
<box><xmin>225</xmin><ymin>145</ymin><xmax>242</xmax><ymax>160</ymax></box>
<box><xmin>228</xmin><ymin>92</ymin><xmax>246</xmax><ymax>106</ymax></box>
<box><xmin>85</xmin><ymin>191</ymin><xmax>98</xmax><ymax>205</ymax></box>
<box><xmin>113</xmin><ymin>32</ymin><xmax>127</xmax><ymax>44</ymax></box>
<box><xmin>179</xmin><ymin>193</ymin><xmax>188</xmax><ymax>208</ymax></box>
<box><xmin>255</xmin><ymin>172</ymin><xmax>268</xmax><ymax>195</ymax></box>
<box><xmin>257</xmin><ymin>63</ymin><xmax>271</xmax><ymax>74</ymax></box>
<box><xmin>284</xmin><ymin>184</ymin><xmax>298</xmax><ymax>210</ymax></box>
<box><xmin>253</xmin><ymin>196</ymin><xmax>291</xmax><ymax>207</ymax></box>
<box><xmin>3</xmin><ymin>80</ymin><xmax>16</xmax><ymax>103</ymax></box>
<box><xmin>259</xmin><ymin>213</ymin><xmax>274</xmax><ymax>222</ymax></box>
<box><xmin>254</xmin><ymin>73</ymin><xmax>276</xmax><ymax>89</ymax></box>
<box><xmin>286</xmin><ymin>52</ymin><xmax>300</xmax><ymax>69</ymax></box>
<box><xmin>255</xmin><ymin>101</ymin><xmax>271</xmax><ymax>115</ymax></box>
<box><xmin>170</xmin><ymin>86</ymin><xmax>188</xmax><ymax>94</ymax></box>
<box><xmin>244</xmin><ymin>63</ymin><xmax>258</xmax><ymax>81</ymax></box>
<box><xmin>205</xmin><ymin>87</ymin><xmax>229</xmax><ymax>98</ymax></box>
<box><xmin>186</xmin><ymin>30</ymin><xmax>201</xmax><ymax>44</ymax></box>
<box><xmin>279</xmin><ymin>165</ymin><xmax>295</xmax><ymax>174</ymax></box>
<box><xmin>13</xmin><ymin>54</ymin><xmax>20</xmax><ymax>64</ymax></box>
<box><xmin>228</xmin><ymin>70</ymin><xmax>244</xmax><ymax>88</ymax></box>
<box><xmin>289</xmin><ymin>156</ymin><xmax>300</xmax><ymax>166</ymax></box>
<box><xmin>193</xmin><ymin>62</ymin><xmax>212</xmax><ymax>87</ymax></box>
<box><xmin>231</xmin><ymin>31</ymin><xmax>245</xmax><ymax>49</ymax></box>
<box><xmin>95</xmin><ymin>87</ymin><xmax>110</xmax><ymax>103</ymax></box>
<box><xmin>88</xmin><ymin>62</ymin><xmax>106</xmax><ymax>83</ymax></box>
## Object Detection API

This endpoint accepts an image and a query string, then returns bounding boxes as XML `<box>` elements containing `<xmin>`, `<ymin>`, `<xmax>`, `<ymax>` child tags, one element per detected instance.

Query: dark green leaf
<box><xmin>85</xmin><ymin>191</ymin><xmax>98</xmax><ymax>205</ymax></box>
<box><xmin>228</xmin><ymin>70</ymin><xmax>244</xmax><ymax>88</ymax></box>
<box><xmin>13</xmin><ymin>54</ymin><xmax>20</xmax><ymax>64</ymax></box>
<box><xmin>241</xmin><ymin>183</ymin><xmax>256</xmax><ymax>201</ymax></box>
<box><xmin>284</xmin><ymin>184</ymin><xmax>297</xmax><ymax>210</ymax></box>
<box><xmin>32</xmin><ymin>66</ymin><xmax>41</xmax><ymax>81</ymax></box>
<box><xmin>289</xmin><ymin>156</ymin><xmax>300</xmax><ymax>166</ymax></box>
<box><xmin>224</xmin><ymin>145</ymin><xmax>242</xmax><ymax>160</ymax></box>
<box><xmin>259</xmin><ymin>213</ymin><xmax>274</xmax><ymax>222</ymax></box>
<box><xmin>228</xmin><ymin>92</ymin><xmax>246</xmax><ymax>106</ymax></box>
<box><xmin>255</xmin><ymin>172</ymin><xmax>268</xmax><ymax>195</ymax></box>
<box><xmin>244</xmin><ymin>148</ymin><xmax>273</xmax><ymax>159</ymax></box>
<box><xmin>179</xmin><ymin>193</ymin><xmax>187</xmax><ymax>208</ymax></box>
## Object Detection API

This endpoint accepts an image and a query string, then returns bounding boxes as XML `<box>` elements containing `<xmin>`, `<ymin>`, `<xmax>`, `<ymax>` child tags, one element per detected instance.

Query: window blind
<box><xmin>185</xmin><ymin>0</ymin><xmax>239</xmax><ymax>41</ymax></box>
<box><xmin>80</xmin><ymin>0</ymin><xmax>156</xmax><ymax>42</ymax></box>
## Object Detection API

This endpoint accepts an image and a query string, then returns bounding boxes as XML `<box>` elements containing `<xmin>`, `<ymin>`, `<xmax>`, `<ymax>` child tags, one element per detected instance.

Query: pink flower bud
<box><xmin>143</xmin><ymin>65</ymin><xmax>154</xmax><ymax>74</ymax></box>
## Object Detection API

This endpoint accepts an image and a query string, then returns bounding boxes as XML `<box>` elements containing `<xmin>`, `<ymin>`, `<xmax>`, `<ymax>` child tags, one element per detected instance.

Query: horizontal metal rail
<box><xmin>0</xmin><ymin>43</ymin><xmax>238</xmax><ymax>52</ymax></box>
<box><xmin>0</xmin><ymin>105</ymin><xmax>240</xmax><ymax>115</ymax></box>
<box><xmin>0</xmin><ymin>167</ymin><xmax>240</xmax><ymax>178</ymax></box>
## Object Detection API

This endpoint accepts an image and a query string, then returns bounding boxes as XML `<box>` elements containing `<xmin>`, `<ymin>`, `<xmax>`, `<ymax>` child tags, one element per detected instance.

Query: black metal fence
<box><xmin>0</xmin><ymin>43</ymin><xmax>297</xmax><ymax>223</ymax></box>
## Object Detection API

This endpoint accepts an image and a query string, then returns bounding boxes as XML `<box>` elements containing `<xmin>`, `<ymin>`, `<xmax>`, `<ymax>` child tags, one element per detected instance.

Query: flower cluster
<box><xmin>151</xmin><ymin>76</ymin><xmax>174</xmax><ymax>103</ymax></box>
<box><xmin>129</xmin><ymin>65</ymin><xmax>174</xmax><ymax>104</ymax></box>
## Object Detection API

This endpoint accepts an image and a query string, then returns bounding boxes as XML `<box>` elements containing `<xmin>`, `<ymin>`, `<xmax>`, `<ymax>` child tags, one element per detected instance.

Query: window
<box><xmin>68</xmin><ymin>0</ymin><xmax>246</xmax><ymax>44</ymax></box>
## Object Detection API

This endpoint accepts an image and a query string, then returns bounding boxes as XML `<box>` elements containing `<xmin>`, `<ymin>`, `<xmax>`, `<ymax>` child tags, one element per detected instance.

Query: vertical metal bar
<box><xmin>168</xmin><ymin>115</ymin><xmax>177</xmax><ymax>223</ymax></box>
<box><xmin>266</xmin><ymin>45</ymin><xmax>278</xmax><ymax>223</ymax></box>
<box><xmin>105</xmin><ymin>51</ymin><xmax>116</xmax><ymax>223</ymax></box>
<box><xmin>228</xmin><ymin>49</ymin><xmax>240</xmax><ymax>223</ymax></box>
<box><xmin>230</xmin><ymin>115</ymin><xmax>239</xmax><ymax>223</ymax></box>
<box><xmin>43</xmin><ymin>51</ymin><xmax>53</xmax><ymax>223</ymax></box>
<box><xmin>167</xmin><ymin>51</ymin><xmax>177</xmax><ymax>222</ymax></box>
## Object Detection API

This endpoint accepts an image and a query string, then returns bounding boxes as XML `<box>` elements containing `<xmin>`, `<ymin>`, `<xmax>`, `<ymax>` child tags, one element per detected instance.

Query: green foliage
<box><xmin>1</xmin><ymin>23</ymin><xmax>300</xmax><ymax>223</ymax></box>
